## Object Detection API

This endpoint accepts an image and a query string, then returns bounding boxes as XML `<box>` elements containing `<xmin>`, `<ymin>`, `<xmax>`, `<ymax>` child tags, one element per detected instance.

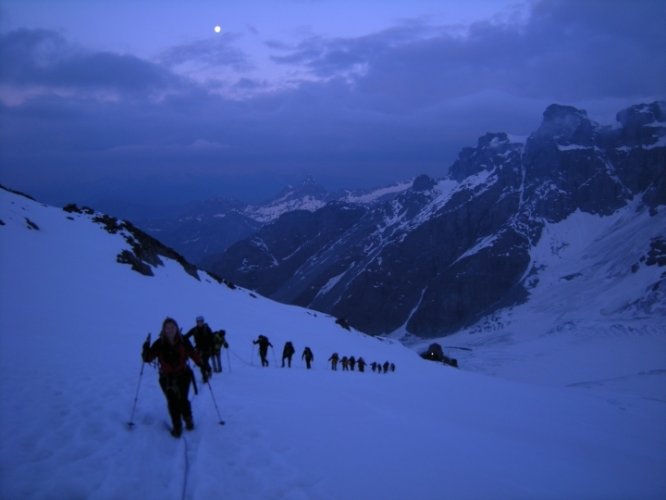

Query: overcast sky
<box><xmin>1</xmin><ymin>0</ymin><xmax>664</xmax><ymax>210</ymax></box>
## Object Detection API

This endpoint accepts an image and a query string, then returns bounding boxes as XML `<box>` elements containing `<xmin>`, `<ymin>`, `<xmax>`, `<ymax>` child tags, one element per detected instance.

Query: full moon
<box><xmin>214</xmin><ymin>25</ymin><xmax>221</xmax><ymax>33</ymax></box>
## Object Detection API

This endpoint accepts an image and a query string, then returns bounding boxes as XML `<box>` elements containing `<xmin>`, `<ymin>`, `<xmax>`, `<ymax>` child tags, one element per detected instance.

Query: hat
<box><xmin>196</xmin><ymin>315</ymin><xmax>204</xmax><ymax>322</ymax></box>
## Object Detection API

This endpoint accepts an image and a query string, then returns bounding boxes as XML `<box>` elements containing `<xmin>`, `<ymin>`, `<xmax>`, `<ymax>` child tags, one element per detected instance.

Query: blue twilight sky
<box><xmin>0</xmin><ymin>0</ymin><xmax>665</xmax><ymax>211</ymax></box>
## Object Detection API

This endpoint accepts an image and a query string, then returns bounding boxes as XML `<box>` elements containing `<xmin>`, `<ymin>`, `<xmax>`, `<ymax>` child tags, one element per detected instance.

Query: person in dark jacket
<box><xmin>302</xmin><ymin>347</ymin><xmax>314</xmax><ymax>369</ymax></box>
<box><xmin>282</xmin><ymin>341</ymin><xmax>295</xmax><ymax>368</ymax></box>
<box><xmin>211</xmin><ymin>329</ymin><xmax>229</xmax><ymax>373</ymax></box>
<box><xmin>253</xmin><ymin>335</ymin><xmax>273</xmax><ymax>367</ymax></box>
<box><xmin>328</xmin><ymin>352</ymin><xmax>339</xmax><ymax>371</ymax></box>
<box><xmin>383</xmin><ymin>361</ymin><xmax>390</xmax><ymax>373</ymax></box>
<box><xmin>184</xmin><ymin>316</ymin><xmax>214</xmax><ymax>382</ymax></box>
<box><xmin>357</xmin><ymin>357</ymin><xmax>366</xmax><ymax>373</ymax></box>
<box><xmin>349</xmin><ymin>356</ymin><xmax>356</xmax><ymax>371</ymax></box>
<box><xmin>341</xmin><ymin>356</ymin><xmax>349</xmax><ymax>371</ymax></box>
<box><xmin>142</xmin><ymin>317</ymin><xmax>203</xmax><ymax>438</ymax></box>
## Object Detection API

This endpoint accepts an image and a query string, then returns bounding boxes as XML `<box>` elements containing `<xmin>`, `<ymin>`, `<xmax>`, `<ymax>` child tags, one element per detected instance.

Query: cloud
<box><xmin>158</xmin><ymin>34</ymin><xmax>253</xmax><ymax>72</ymax></box>
<box><xmin>0</xmin><ymin>29</ymin><xmax>180</xmax><ymax>96</ymax></box>
<box><xmin>1</xmin><ymin>1</ymin><xmax>664</xmax><ymax>209</ymax></box>
<box><xmin>269</xmin><ymin>0</ymin><xmax>666</xmax><ymax>106</ymax></box>
<box><xmin>270</xmin><ymin>20</ymin><xmax>435</xmax><ymax>77</ymax></box>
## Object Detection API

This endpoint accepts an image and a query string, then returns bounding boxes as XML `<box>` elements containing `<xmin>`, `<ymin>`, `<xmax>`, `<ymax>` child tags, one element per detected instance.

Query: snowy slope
<box><xmin>422</xmin><ymin>203</ymin><xmax>666</xmax><ymax>400</ymax></box>
<box><xmin>244</xmin><ymin>195</ymin><xmax>328</xmax><ymax>224</ymax></box>
<box><xmin>243</xmin><ymin>177</ymin><xmax>331</xmax><ymax>224</ymax></box>
<box><xmin>1</xmin><ymin>188</ymin><xmax>665</xmax><ymax>499</ymax></box>
<box><xmin>340</xmin><ymin>180</ymin><xmax>413</xmax><ymax>204</ymax></box>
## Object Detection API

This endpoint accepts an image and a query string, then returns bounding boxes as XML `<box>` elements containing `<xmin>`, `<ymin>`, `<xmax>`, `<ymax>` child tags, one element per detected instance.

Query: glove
<box><xmin>141</xmin><ymin>333</ymin><xmax>151</xmax><ymax>358</ymax></box>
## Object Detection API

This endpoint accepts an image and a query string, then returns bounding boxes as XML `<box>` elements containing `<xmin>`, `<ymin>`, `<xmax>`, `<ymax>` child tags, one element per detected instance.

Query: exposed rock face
<box><xmin>211</xmin><ymin>102</ymin><xmax>666</xmax><ymax>337</ymax></box>
<box><xmin>63</xmin><ymin>203</ymin><xmax>200</xmax><ymax>279</ymax></box>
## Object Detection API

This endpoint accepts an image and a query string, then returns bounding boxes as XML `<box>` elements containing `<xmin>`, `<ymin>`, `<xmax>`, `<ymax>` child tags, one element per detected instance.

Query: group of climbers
<box><xmin>252</xmin><ymin>338</ymin><xmax>397</xmax><ymax>373</ymax></box>
<box><xmin>141</xmin><ymin>318</ymin><xmax>400</xmax><ymax>438</ymax></box>
<box><xmin>253</xmin><ymin>336</ymin><xmax>315</xmax><ymax>369</ymax></box>
<box><xmin>328</xmin><ymin>353</ymin><xmax>395</xmax><ymax>373</ymax></box>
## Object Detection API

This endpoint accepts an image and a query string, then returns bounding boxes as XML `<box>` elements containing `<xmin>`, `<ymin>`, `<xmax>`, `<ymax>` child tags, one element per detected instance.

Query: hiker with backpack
<box><xmin>328</xmin><ymin>352</ymin><xmax>339</xmax><ymax>371</ymax></box>
<box><xmin>253</xmin><ymin>335</ymin><xmax>273</xmax><ymax>367</ymax></box>
<box><xmin>302</xmin><ymin>346</ymin><xmax>314</xmax><ymax>369</ymax></box>
<box><xmin>211</xmin><ymin>329</ymin><xmax>229</xmax><ymax>373</ymax></box>
<box><xmin>184</xmin><ymin>315</ymin><xmax>214</xmax><ymax>382</ymax></box>
<box><xmin>282</xmin><ymin>341</ymin><xmax>295</xmax><ymax>368</ymax></box>
<box><xmin>142</xmin><ymin>317</ymin><xmax>203</xmax><ymax>438</ymax></box>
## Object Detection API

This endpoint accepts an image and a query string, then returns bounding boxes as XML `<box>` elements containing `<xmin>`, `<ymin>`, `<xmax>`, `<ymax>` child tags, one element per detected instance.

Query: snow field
<box><xmin>1</xmin><ymin>188</ymin><xmax>665</xmax><ymax>499</ymax></box>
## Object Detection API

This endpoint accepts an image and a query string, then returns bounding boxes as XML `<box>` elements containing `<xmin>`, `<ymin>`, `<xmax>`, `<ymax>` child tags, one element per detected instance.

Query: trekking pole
<box><xmin>226</xmin><ymin>348</ymin><xmax>232</xmax><ymax>373</ymax></box>
<box><xmin>127</xmin><ymin>333</ymin><xmax>150</xmax><ymax>429</ymax></box>
<box><xmin>205</xmin><ymin>380</ymin><xmax>226</xmax><ymax>426</ymax></box>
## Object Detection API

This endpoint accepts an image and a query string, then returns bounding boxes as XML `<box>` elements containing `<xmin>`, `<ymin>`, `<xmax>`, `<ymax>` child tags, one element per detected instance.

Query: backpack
<box><xmin>213</xmin><ymin>330</ymin><xmax>227</xmax><ymax>349</ymax></box>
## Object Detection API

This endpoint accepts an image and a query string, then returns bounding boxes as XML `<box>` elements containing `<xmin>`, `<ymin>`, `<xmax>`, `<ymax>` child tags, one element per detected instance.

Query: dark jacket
<box><xmin>253</xmin><ymin>335</ymin><xmax>273</xmax><ymax>352</ymax></box>
<box><xmin>282</xmin><ymin>342</ymin><xmax>295</xmax><ymax>357</ymax></box>
<box><xmin>185</xmin><ymin>324</ymin><xmax>214</xmax><ymax>352</ymax></box>
<box><xmin>143</xmin><ymin>335</ymin><xmax>201</xmax><ymax>376</ymax></box>
<box><xmin>213</xmin><ymin>330</ymin><xmax>229</xmax><ymax>352</ymax></box>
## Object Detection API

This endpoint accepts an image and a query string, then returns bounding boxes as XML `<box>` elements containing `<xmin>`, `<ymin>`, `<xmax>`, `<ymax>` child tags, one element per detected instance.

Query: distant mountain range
<box><xmin>195</xmin><ymin>102</ymin><xmax>665</xmax><ymax>337</ymax></box>
<box><xmin>138</xmin><ymin>174</ymin><xmax>412</xmax><ymax>267</ymax></box>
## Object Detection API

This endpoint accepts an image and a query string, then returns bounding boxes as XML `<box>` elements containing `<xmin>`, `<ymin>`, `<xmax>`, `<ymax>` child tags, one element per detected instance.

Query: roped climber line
<box><xmin>228</xmin><ymin>347</ymin><xmax>254</xmax><ymax>367</ymax></box>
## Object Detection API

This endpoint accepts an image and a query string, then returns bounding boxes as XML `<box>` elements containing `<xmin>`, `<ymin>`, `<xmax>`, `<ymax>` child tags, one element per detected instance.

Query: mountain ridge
<box><xmin>211</xmin><ymin>101</ymin><xmax>666</xmax><ymax>337</ymax></box>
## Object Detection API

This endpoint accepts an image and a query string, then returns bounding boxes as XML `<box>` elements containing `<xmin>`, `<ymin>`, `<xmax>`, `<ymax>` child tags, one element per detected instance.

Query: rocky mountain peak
<box><xmin>533</xmin><ymin>104</ymin><xmax>596</xmax><ymax>146</ymax></box>
<box><xmin>615</xmin><ymin>101</ymin><xmax>666</xmax><ymax>147</ymax></box>
<box><xmin>272</xmin><ymin>176</ymin><xmax>328</xmax><ymax>203</ymax></box>
<box><xmin>477</xmin><ymin>132</ymin><xmax>511</xmax><ymax>149</ymax></box>
<box><xmin>411</xmin><ymin>174</ymin><xmax>437</xmax><ymax>192</ymax></box>
<box><xmin>449</xmin><ymin>132</ymin><xmax>522</xmax><ymax>182</ymax></box>
<box><xmin>617</xmin><ymin>101</ymin><xmax>665</xmax><ymax>129</ymax></box>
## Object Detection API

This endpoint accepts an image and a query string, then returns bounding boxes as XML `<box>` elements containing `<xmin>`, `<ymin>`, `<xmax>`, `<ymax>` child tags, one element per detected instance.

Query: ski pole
<box><xmin>205</xmin><ymin>380</ymin><xmax>226</xmax><ymax>425</ymax></box>
<box><xmin>128</xmin><ymin>333</ymin><xmax>150</xmax><ymax>429</ymax></box>
<box><xmin>188</xmin><ymin>366</ymin><xmax>198</xmax><ymax>395</ymax></box>
<box><xmin>226</xmin><ymin>348</ymin><xmax>232</xmax><ymax>373</ymax></box>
